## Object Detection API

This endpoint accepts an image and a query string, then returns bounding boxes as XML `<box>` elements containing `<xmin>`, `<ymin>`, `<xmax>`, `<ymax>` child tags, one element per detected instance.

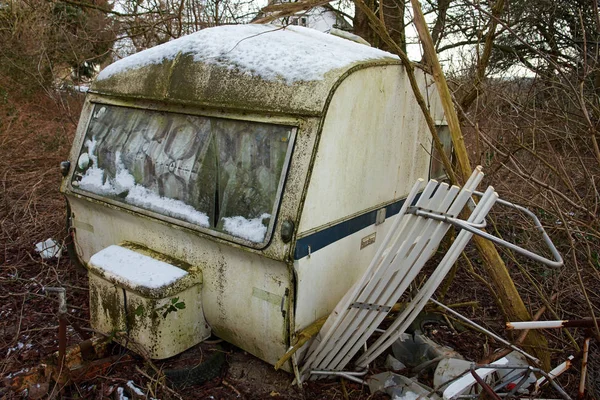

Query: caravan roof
<box><xmin>91</xmin><ymin>24</ymin><xmax>400</xmax><ymax>116</ymax></box>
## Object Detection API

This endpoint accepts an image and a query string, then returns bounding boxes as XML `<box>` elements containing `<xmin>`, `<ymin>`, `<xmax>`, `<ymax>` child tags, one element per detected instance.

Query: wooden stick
<box><xmin>274</xmin><ymin>316</ymin><xmax>327</xmax><ymax>370</ymax></box>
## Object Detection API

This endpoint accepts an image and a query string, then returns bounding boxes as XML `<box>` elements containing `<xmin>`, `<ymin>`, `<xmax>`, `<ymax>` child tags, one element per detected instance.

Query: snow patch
<box><xmin>97</xmin><ymin>24</ymin><xmax>398</xmax><ymax>84</ymax></box>
<box><xmin>90</xmin><ymin>245</ymin><xmax>187</xmax><ymax>289</ymax></box>
<box><xmin>78</xmin><ymin>140</ymin><xmax>209</xmax><ymax>227</ymax></box>
<box><xmin>126</xmin><ymin>381</ymin><xmax>145</xmax><ymax>396</ymax></box>
<box><xmin>6</xmin><ymin>342</ymin><xmax>33</xmax><ymax>356</ymax></box>
<box><xmin>222</xmin><ymin>213</ymin><xmax>270</xmax><ymax>243</ymax></box>
<box><xmin>116</xmin><ymin>387</ymin><xmax>129</xmax><ymax>400</ymax></box>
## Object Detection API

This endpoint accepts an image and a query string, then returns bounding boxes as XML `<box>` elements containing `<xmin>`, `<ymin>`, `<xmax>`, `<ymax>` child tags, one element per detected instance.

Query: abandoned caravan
<box><xmin>60</xmin><ymin>24</ymin><xmax>450</xmax><ymax>371</ymax></box>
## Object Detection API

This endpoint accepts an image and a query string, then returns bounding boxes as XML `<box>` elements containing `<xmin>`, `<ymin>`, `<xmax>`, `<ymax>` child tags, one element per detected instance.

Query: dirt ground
<box><xmin>0</xmin><ymin>89</ymin><xmax>593</xmax><ymax>399</ymax></box>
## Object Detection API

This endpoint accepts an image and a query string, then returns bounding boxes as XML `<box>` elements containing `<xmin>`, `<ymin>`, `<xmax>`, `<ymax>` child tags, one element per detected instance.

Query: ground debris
<box><xmin>34</xmin><ymin>238</ymin><xmax>62</xmax><ymax>259</ymax></box>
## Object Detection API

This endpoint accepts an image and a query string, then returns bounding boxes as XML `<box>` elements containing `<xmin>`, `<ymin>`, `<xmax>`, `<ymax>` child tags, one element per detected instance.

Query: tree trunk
<box><xmin>409</xmin><ymin>0</ymin><xmax>551</xmax><ymax>370</ymax></box>
<box><xmin>354</xmin><ymin>0</ymin><xmax>406</xmax><ymax>52</ymax></box>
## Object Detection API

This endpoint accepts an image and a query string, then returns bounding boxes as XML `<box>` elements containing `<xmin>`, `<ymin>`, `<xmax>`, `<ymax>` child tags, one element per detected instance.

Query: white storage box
<box><xmin>88</xmin><ymin>244</ymin><xmax>211</xmax><ymax>359</ymax></box>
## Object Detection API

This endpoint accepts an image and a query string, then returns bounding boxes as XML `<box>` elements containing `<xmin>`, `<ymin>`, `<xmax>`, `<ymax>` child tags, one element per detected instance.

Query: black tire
<box><xmin>163</xmin><ymin>349</ymin><xmax>226</xmax><ymax>388</ymax></box>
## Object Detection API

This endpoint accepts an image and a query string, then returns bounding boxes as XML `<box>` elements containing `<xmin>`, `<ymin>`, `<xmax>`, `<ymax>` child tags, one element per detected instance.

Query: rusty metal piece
<box><xmin>6</xmin><ymin>335</ymin><xmax>112</xmax><ymax>393</ymax></box>
<box><xmin>469</xmin><ymin>367</ymin><xmax>502</xmax><ymax>400</ymax></box>
<box><xmin>58</xmin><ymin>315</ymin><xmax>67</xmax><ymax>372</ymax></box>
<box><xmin>69</xmin><ymin>354</ymin><xmax>133</xmax><ymax>383</ymax></box>
<box><xmin>43</xmin><ymin>287</ymin><xmax>67</xmax><ymax>371</ymax></box>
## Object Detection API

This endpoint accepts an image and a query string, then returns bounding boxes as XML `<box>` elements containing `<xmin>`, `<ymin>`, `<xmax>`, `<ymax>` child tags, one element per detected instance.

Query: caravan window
<box><xmin>430</xmin><ymin>125</ymin><xmax>452</xmax><ymax>181</ymax></box>
<box><xmin>71</xmin><ymin>104</ymin><xmax>294</xmax><ymax>245</ymax></box>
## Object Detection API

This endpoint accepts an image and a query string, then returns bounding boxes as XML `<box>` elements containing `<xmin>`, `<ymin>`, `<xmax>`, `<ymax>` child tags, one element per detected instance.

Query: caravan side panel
<box><xmin>293</xmin><ymin>65</ymin><xmax>441</xmax><ymax>331</ymax></box>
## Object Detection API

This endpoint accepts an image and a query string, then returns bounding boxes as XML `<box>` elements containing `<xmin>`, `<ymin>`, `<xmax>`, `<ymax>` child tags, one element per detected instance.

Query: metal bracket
<box><xmin>310</xmin><ymin>369</ymin><xmax>368</xmax><ymax>384</ymax></box>
<box><xmin>408</xmin><ymin>192</ymin><xmax>564</xmax><ymax>268</ymax></box>
<box><xmin>349</xmin><ymin>302</ymin><xmax>392</xmax><ymax>312</ymax></box>
<box><xmin>407</xmin><ymin>206</ymin><xmax>487</xmax><ymax>228</ymax></box>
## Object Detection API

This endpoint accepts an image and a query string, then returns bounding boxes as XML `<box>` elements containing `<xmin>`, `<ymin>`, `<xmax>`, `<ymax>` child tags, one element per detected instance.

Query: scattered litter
<box><xmin>116</xmin><ymin>387</ymin><xmax>129</xmax><ymax>400</ymax></box>
<box><xmin>126</xmin><ymin>381</ymin><xmax>146</xmax><ymax>399</ymax></box>
<box><xmin>495</xmin><ymin>351</ymin><xmax>535</xmax><ymax>394</ymax></box>
<box><xmin>72</xmin><ymin>85</ymin><xmax>89</xmax><ymax>93</ymax></box>
<box><xmin>392</xmin><ymin>333</ymin><xmax>463</xmax><ymax>369</ymax></box>
<box><xmin>34</xmin><ymin>238</ymin><xmax>62</xmax><ymax>259</ymax></box>
<box><xmin>368</xmin><ymin>372</ymin><xmax>439</xmax><ymax>400</ymax></box>
<box><xmin>385</xmin><ymin>354</ymin><xmax>407</xmax><ymax>371</ymax></box>
<box><xmin>433</xmin><ymin>358</ymin><xmax>473</xmax><ymax>387</ymax></box>
<box><xmin>5</xmin><ymin>368</ymin><xmax>27</xmax><ymax>379</ymax></box>
<box><xmin>442</xmin><ymin>357</ymin><xmax>509</xmax><ymax>400</ymax></box>
<box><xmin>6</xmin><ymin>342</ymin><xmax>33</xmax><ymax>356</ymax></box>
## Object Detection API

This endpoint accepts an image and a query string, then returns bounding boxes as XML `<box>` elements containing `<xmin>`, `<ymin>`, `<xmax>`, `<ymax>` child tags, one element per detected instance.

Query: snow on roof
<box><xmin>98</xmin><ymin>24</ymin><xmax>398</xmax><ymax>85</ymax></box>
<box><xmin>89</xmin><ymin>245</ymin><xmax>188</xmax><ymax>290</ymax></box>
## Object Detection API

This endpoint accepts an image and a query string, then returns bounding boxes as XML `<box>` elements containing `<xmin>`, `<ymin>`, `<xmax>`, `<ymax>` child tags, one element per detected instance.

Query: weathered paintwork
<box><xmin>293</xmin><ymin>66</ymin><xmax>444</xmax><ymax>332</ymax></box>
<box><xmin>90</xmin><ymin>52</ymin><xmax>398</xmax><ymax>117</ymax></box>
<box><xmin>62</xmin><ymin>33</ymin><xmax>444</xmax><ymax>372</ymax></box>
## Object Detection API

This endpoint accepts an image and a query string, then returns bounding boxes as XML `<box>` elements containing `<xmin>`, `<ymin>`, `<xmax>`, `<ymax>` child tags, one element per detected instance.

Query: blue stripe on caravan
<box><xmin>293</xmin><ymin>194</ymin><xmax>421</xmax><ymax>260</ymax></box>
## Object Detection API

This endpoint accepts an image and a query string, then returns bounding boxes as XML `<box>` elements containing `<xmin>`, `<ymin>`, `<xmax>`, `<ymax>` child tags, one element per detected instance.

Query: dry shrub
<box><xmin>0</xmin><ymin>86</ymin><xmax>83</xmax><ymax>263</ymax></box>
<box><xmin>0</xmin><ymin>82</ymin><xmax>88</xmax><ymax>382</ymax></box>
<box><xmin>452</xmin><ymin>72</ymin><xmax>600</xmax><ymax>373</ymax></box>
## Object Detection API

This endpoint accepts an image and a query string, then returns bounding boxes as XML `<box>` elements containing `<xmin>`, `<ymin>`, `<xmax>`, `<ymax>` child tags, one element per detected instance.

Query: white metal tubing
<box><xmin>328</xmin><ymin>186</ymin><xmax>464</xmax><ymax>370</ymax></box>
<box><xmin>444</xmin><ymin>216</ymin><xmax>563</xmax><ymax>268</ymax></box>
<box><xmin>304</xmin><ymin>180</ymin><xmax>450</xmax><ymax>374</ymax></box>
<box><xmin>356</xmin><ymin>187</ymin><xmax>498</xmax><ymax>366</ymax></box>
<box><xmin>299</xmin><ymin>179</ymin><xmax>427</xmax><ymax>375</ymax></box>
<box><xmin>355</xmin><ymin>188</ymin><xmax>493</xmax><ymax>367</ymax></box>
<box><xmin>536</xmin><ymin>355</ymin><xmax>575</xmax><ymax>389</ymax></box>
<box><xmin>472</xmin><ymin>190</ymin><xmax>563</xmax><ymax>268</ymax></box>
<box><xmin>304</xmin><ymin>185</ymin><xmax>437</xmax><ymax>373</ymax></box>
<box><xmin>309</xmin><ymin>371</ymin><xmax>366</xmax><ymax>384</ymax></box>
<box><xmin>442</xmin><ymin>358</ymin><xmax>509</xmax><ymax>400</ymax></box>
<box><xmin>301</xmin><ymin>168</ymin><xmax>485</xmax><ymax>376</ymax></box>
<box><xmin>506</xmin><ymin>321</ymin><xmax>566</xmax><ymax>330</ymax></box>
<box><xmin>430</xmin><ymin>299</ymin><xmax>540</xmax><ymax>365</ymax></box>
<box><xmin>323</xmin><ymin>183</ymin><xmax>461</xmax><ymax>370</ymax></box>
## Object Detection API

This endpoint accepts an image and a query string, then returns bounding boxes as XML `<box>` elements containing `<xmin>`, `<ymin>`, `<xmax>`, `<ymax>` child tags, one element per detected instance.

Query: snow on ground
<box><xmin>78</xmin><ymin>140</ymin><xmax>210</xmax><ymax>227</ymax></box>
<box><xmin>6</xmin><ymin>342</ymin><xmax>33</xmax><ymax>356</ymax></box>
<box><xmin>126</xmin><ymin>381</ymin><xmax>145</xmax><ymax>397</ymax></box>
<box><xmin>222</xmin><ymin>213</ymin><xmax>270</xmax><ymax>243</ymax></box>
<box><xmin>97</xmin><ymin>24</ymin><xmax>398</xmax><ymax>84</ymax></box>
<box><xmin>90</xmin><ymin>245</ymin><xmax>187</xmax><ymax>289</ymax></box>
<box><xmin>116</xmin><ymin>387</ymin><xmax>129</xmax><ymax>400</ymax></box>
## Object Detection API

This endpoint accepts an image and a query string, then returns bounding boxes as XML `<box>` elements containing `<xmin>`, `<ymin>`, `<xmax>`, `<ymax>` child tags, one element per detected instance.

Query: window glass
<box><xmin>430</xmin><ymin>125</ymin><xmax>452</xmax><ymax>180</ymax></box>
<box><xmin>71</xmin><ymin>104</ymin><xmax>293</xmax><ymax>244</ymax></box>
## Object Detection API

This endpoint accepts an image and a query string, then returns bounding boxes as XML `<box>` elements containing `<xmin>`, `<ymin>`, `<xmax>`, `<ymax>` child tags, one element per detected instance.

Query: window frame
<box><xmin>68</xmin><ymin>101</ymin><xmax>298</xmax><ymax>249</ymax></box>
<box><xmin>429</xmin><ymin>123</ymin><xmax>453</xmax><ymax>181</ymax></box>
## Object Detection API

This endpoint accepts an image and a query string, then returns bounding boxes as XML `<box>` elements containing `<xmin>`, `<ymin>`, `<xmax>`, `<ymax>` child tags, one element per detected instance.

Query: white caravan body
<box><xmin>60</xmin><ymin>24</ymin><xmax>447</xmax><ymax>369</ymax></box>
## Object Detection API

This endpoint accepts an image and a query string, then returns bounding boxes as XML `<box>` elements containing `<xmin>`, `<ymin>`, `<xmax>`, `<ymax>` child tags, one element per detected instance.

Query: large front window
<box><xmin>71</xmin><ymin>104</ymin><xmax>294</xmax><ymax>245</ymax></box>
